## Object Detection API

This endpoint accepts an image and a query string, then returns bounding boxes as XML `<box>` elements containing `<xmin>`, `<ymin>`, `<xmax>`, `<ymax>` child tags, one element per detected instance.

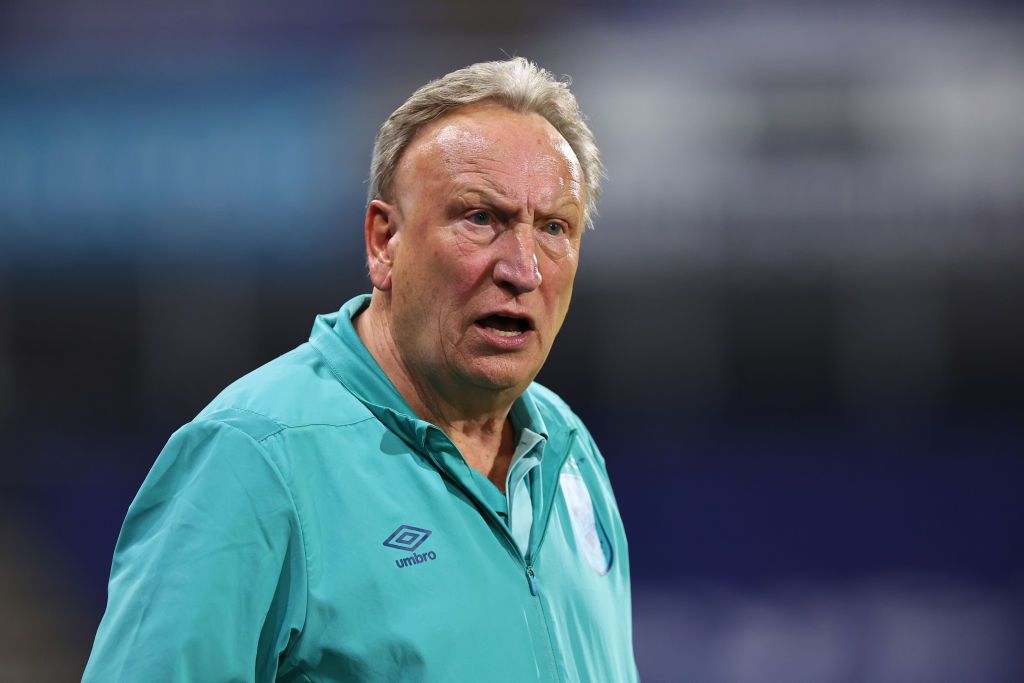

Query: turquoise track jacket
<box><xmin>83</xmin><ymin>295</ymin><xmax>638</xmax><ymax>682</ymax></box>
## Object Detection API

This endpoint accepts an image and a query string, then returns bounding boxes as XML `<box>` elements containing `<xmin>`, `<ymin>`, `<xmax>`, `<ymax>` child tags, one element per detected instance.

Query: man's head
<box><xmin>361</xmin><ymin>59</ymin><xmax>600</xmax><ymax>413</ymax></box>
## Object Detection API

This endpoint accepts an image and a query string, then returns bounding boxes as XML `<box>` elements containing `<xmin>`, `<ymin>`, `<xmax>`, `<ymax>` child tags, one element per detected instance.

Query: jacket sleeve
<box><xmin>82</xmin><ymin>418</ymin><xmax>307</xmax><ymax>683</ymax></box>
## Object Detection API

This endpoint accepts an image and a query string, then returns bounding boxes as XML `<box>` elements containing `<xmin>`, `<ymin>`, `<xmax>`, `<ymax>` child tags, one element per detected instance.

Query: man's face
<box><xmin>373</xmin><ymin>103</ymin><xmax>585</xmax><ymax>404</ymax></box>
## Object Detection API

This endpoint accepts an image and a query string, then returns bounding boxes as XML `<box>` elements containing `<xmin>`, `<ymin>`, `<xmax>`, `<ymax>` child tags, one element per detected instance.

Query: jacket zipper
<box><xmin>521</xmin><ymin>433</ymin><xmax>576</xmax><ymax>682</ymax></box>
<box><xmin>529</xmin><ymin>431</ymin><xmax>578</xmax><ymax>562</ymax></box>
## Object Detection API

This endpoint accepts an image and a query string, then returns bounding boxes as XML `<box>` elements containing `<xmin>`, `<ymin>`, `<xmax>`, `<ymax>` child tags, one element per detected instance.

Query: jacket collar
<box><xmin>309</xmin><ymin>294</ymin><xmax>551</xmax><ymax>451</ymax></box>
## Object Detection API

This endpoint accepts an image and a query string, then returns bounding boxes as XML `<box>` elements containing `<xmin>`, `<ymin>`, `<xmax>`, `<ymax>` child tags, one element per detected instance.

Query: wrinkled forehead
<box><xmin>398</xmin><ymin>104</ymin><xmax>585</xmax><ymax>207</ymax></box>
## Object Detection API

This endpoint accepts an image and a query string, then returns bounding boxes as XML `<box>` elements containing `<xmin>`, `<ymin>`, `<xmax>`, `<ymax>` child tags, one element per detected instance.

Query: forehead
<box><xmin>396</xmin><ymin>104</ymin><xmax>584</xmax><ymax>207</ymax></box>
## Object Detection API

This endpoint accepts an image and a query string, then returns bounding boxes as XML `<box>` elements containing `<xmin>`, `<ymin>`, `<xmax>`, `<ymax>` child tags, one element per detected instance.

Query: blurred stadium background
<box><xmin>1</xmin><ymin>1</ymin><xmax>1022</xmax><ymax>681</ymax></box>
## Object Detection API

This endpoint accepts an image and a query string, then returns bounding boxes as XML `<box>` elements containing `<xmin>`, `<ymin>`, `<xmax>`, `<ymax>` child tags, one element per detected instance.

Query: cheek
<box><xmin>418</xmin><ymin>251</ymin><xmax>490</xmax><ymax>333</ymax></box>
<box><xmin>442</xmin><ymin>239</ymin><xmax>495</xmax><ymax>296</ymax></box>
<box><xmin>543</xmin><ymin>255</ymin><xmax>579</xmax><ymax>300</ymax></box>
<box><xmin>408</xmin><ymin>239</ymin><xmax>471</xmax><ymax>292</ymax></box>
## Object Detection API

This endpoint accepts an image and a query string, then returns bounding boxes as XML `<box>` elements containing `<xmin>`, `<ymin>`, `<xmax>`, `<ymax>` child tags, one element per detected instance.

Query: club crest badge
<box><xmin>559</xmin><ymin>457</ymin><xmax>613</xmax><ymax>575</ymax></box>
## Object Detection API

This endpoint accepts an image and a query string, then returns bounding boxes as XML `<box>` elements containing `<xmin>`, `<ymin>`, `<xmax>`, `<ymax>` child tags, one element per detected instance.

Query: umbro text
<box><xmin>395</xmin><ymin>550</ymin><xmax>437</xmax><ymax>568</ymax></box>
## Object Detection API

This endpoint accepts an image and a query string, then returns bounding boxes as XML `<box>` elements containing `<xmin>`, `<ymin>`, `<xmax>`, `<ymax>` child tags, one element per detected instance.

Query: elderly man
<box><xmin>84</xmin><ymin>58</ymin><xmax>638</xmax><ymax>682</ymax></box>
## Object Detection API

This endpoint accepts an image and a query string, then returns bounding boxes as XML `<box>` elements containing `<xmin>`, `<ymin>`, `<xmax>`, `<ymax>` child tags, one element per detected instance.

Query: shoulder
<box><xmin>194</xmin><ymin>342</ymin><xmax>373</xmax><ymax>442</ymax></box>
<box><xmin>525</xmin><ymin>382</ymin><xmax>602</xmax><ymax>454</ymax></box>
<box><xmin>526</xmin><ymin>382</ymin><xmax>615</xmax><ymax>481</ymax></box>
<box><xmin>526</xmin><ymin>381</ymin><xmax>583</xmax><ymax>430</ymax></box>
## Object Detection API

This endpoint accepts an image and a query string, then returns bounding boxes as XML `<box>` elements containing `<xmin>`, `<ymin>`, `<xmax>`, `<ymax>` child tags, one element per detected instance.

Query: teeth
<box><xmin>485</xmin><ymin>327</ymin><xmax>521</xmax><ymax>337</ymax></box>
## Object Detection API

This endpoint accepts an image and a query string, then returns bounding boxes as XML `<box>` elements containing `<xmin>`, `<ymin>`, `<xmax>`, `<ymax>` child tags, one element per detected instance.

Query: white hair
<box><xmin>368</xmin><ymin>57</ymin><xmax>604</xmax><ymax>227</ymax></box>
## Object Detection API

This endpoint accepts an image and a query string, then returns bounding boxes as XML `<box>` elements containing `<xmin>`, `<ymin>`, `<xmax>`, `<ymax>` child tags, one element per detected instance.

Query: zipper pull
<box><xmin>526</xmin><ymin>565</ymin><xmax>539</xmax><ymax>596</ymax></box>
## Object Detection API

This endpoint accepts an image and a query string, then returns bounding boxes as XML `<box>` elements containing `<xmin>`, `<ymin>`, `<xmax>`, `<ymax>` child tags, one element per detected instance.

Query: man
<box><xmin>83</xmin><ymin>57</ymin><xmax>638</xmax><ymax>682</ymax></box>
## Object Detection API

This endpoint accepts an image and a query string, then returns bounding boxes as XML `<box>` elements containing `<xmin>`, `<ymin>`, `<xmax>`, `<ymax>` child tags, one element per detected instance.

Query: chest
<box><xmin>277</xmin><ymin>434</ymin><xmax>632</xmax><ymax>682</ymax></box>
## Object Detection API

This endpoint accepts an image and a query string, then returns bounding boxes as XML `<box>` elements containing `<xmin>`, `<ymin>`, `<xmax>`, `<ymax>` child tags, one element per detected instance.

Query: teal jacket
<box><xmin>83</xmin><ymin>295</ymin><xmax>638</xmax><ymax>682</ymax></box>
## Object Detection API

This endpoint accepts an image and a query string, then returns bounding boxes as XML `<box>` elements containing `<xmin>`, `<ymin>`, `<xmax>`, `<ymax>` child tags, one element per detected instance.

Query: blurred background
<box><xmin>1</xmin><ymin>1</ymin><xmax>1022</xmax><ymax>681</ymax></box>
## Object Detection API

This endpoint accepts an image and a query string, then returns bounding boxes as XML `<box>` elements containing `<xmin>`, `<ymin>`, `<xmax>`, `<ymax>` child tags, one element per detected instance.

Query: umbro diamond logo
<box><xmin>383</xmin><ymin>525</ymin><xmax>432</xmax><ymax>551</ymax></box>
<box><xmin>383</xmin><ymin>525</ymin><xmax>437</xmax><ymax>569</ymax></box>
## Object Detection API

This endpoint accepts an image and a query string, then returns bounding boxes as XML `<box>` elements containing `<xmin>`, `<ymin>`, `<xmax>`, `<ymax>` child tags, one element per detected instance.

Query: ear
<box><xmin>365</xmin><ymin>199</ymin><xmax>400</xmax><ymax>291</ymax></box>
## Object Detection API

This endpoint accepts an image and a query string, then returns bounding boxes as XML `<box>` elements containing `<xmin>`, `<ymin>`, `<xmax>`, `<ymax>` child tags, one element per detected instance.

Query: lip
<box><xmin>472</xmin><ymin>310</ymin><xmax>536</xmax><ymax>349</ymax></box>
<box><xmin>473</xmin><ymin>323</ymin><xmax>535</xmax><ymax>349</ymax></box>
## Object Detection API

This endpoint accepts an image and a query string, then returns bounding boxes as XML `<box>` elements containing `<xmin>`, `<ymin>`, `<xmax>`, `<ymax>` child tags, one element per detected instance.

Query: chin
<box><xmin>461</xmin><ymin>358</ymin><xmax>537</xmax><ymax>394</ymax></box>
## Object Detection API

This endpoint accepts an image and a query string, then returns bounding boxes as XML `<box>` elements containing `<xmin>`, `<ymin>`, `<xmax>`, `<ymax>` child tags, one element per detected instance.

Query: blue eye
<box><xmin>469</xmin><ymin>211</ymin><xmax>491</xmax><ymax>225</ymax></box>
<box><xmin>544</xmin><ymin>222</ymin><xmax>564</xmax><ymax>236</ymax></box>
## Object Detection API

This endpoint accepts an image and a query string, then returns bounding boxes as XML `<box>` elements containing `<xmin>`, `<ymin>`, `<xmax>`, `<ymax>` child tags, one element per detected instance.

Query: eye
<box><xmin>543</xmin><ymin>221</ymin><xmax>565</xmax><ymax>236</ymax></box>
<box><xmin>468</xmin><ymin>211</ymin><xmax>492</xmax><ymax>226</ymax></box>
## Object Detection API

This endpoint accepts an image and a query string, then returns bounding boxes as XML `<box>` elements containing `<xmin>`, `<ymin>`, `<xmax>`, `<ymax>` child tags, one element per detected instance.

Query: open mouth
<box><xmin>475</xmin><ymin>314</ymin><xmax>533</xmax><ymax>338</ymax></box>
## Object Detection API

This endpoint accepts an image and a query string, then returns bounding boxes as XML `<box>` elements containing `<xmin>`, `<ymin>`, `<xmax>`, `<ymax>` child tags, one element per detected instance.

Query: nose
<box><xmin>492</xmin><ymin>223</ymin><xmax>543</xmax><ymax>294</ymax></box>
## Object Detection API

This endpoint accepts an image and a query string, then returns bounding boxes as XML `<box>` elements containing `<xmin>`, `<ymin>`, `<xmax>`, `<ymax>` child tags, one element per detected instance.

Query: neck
<box><xmin>355</xmin><ymin>293</ymin><xmax>519</xmax><ymax>490</ymax></box>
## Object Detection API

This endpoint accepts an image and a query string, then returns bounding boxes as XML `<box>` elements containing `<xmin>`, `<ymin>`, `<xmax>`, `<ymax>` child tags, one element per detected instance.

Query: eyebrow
<box><xmin>457</xmin><ymin>188</ymin><xmax>518</xmax><ymax>215</ymax></box>
<box><xmin>455</xmin><ymin>187</ymin><xmax>582</xmax><ymax>220</ymax></box>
